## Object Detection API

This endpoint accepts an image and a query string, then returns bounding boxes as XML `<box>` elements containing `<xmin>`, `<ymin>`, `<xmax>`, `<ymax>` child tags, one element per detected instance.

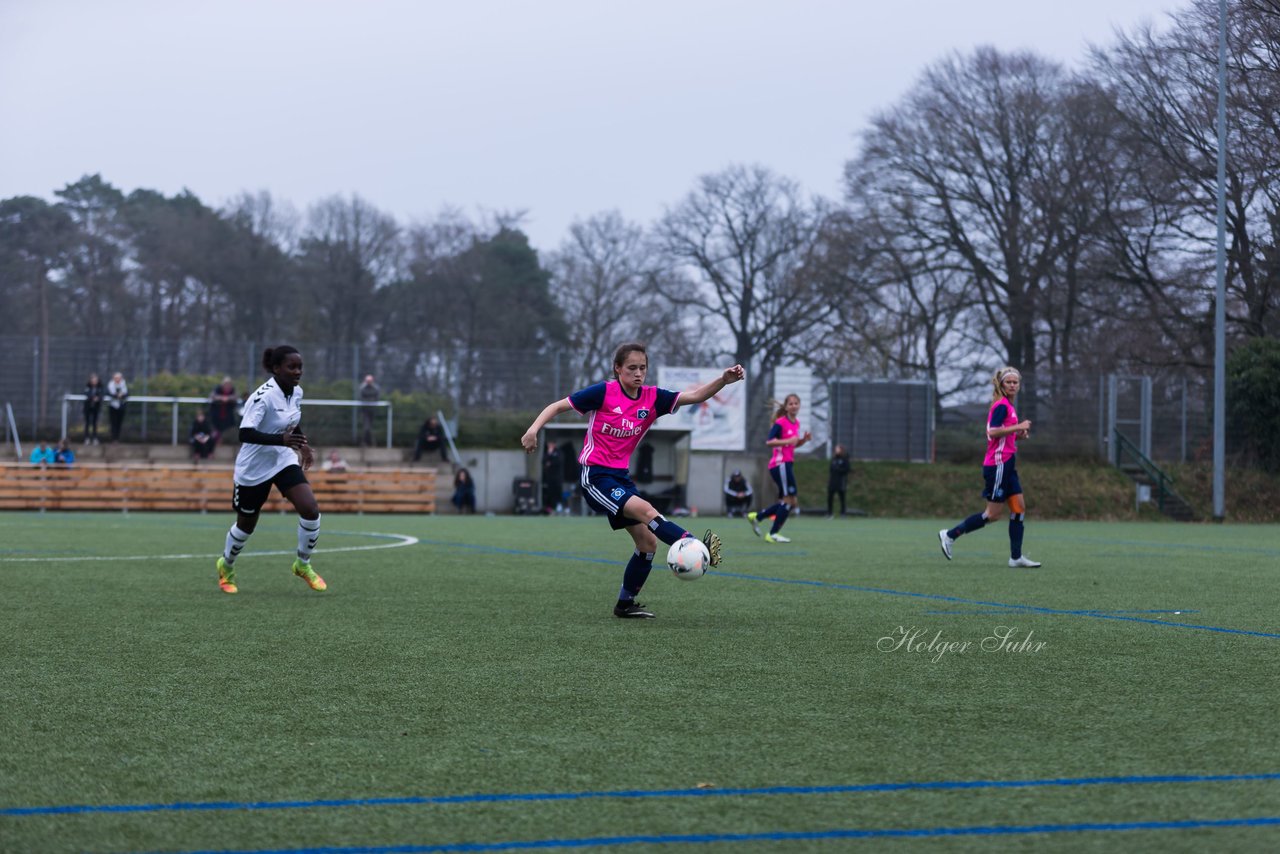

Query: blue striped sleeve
<box><xmin>655</xmin><ymin>388</ymin><xmax>680</xmax><ymax>417</ymax></box>
<box><xmin>568</xmin><ymin>382</ymin><xmax>607</xmax><ymax>414</ymax></box>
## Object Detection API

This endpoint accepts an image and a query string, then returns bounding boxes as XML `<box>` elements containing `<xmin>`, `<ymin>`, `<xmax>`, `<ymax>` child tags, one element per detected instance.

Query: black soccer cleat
<box><xmin>613</xmin><ymin>600</ymin><xmax>656</xmax><ymax>619</ymax></box>
<box><xmin>702</xmin><ymin>529</ymin><xmax>723</xmax><ymax>566</ymax></box>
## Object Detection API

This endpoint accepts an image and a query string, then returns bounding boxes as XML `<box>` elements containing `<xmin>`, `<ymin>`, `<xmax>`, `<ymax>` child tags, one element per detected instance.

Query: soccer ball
<box><xmin>667</xmin><ymin>537</ymin><xmax>710</xmax><ymax>580</ymax></box>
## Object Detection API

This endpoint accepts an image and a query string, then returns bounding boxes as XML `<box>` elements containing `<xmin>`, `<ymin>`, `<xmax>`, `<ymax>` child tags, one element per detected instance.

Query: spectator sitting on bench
<box><xmin>29</xmin><ymin>442</ymin><xmax>55</xmax><ymax>466</ymax></box>
<box><xmin>724</xmin><ymin>469</ymin><xmax>752</xmax><ymax>517</ymax></box>
<box><xmin>452</xmin><ymin>467</ymin><xmax>477</xmax><ymax>514</ymax></box>
<box><xmin>414</xmin><ymin>416</ymin><xmax>448</xmax><ymax>462</ymax></box>
<box><xmin>54</xmin><ymin>438</ymin><xmax>76</xmax><ymax>467</ymax></box>
<box><xmin>322</xmin><ymin>450</ymin><xmax>349</xmax><ymax>473</ymax></box>
<box><xmin>190</xmin><ymin>411</ymin><xmax>214</xmax><ymax>462</ymax></box>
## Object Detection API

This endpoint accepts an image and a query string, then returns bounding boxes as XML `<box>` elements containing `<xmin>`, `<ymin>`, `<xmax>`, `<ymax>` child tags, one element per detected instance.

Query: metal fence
<box><xmin>934</xmin><ymin>371</ymin><xmax>1221</xmax><ymax>466</ymax></box>
<box><xmin>2</xmin><ymin>335</ymin><xmax>577</xmax><ymax>443</ymax></box>
<box><xmin>2</xmin><ymin>334</ymin><xmax>1224</xmax><ymax>466</ymax></box>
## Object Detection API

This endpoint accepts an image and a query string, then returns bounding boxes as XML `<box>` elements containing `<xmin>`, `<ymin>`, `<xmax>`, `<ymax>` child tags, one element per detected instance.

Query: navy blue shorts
<box><xmin>579</xmin><ymin>465</ymin><xmax>643</xmax><ymax>530</ymax></box>
<box><xmin>769</xmin><ymin>462</ymin><xmax>798</xmax><ymax>498</ymax></box>
<box><xmin>982</xmin><ymin>458</ymin><xmax>1022</xmax><ymax>502</ymax></box>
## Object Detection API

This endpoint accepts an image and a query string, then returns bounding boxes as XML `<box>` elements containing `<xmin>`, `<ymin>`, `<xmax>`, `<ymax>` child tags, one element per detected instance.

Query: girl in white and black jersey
<box><xmin>214</xmin><ymin>345</ymin><xmax>327</xmax><ymax>594</ymax></box>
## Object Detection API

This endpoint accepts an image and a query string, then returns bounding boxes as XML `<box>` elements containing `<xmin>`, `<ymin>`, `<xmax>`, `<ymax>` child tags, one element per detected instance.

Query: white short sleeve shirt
<box><xmin>234</xmin><ymin>378</ymin><xmax>304</xmax><ymax>486</ymax></box>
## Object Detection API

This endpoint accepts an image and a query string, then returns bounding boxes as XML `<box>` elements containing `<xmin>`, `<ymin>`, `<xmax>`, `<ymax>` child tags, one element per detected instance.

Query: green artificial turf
<box><xmin>2</xmin><ymin>512</ymin><xmax>1279</xmax><ymax>853</ymax></box>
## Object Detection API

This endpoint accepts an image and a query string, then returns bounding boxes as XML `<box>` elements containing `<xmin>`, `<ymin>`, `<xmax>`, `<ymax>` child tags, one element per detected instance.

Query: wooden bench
<box><xmin>0</xmin><ymin>463</ymin><xmax>437</xmax><ymax>513</ymax></box>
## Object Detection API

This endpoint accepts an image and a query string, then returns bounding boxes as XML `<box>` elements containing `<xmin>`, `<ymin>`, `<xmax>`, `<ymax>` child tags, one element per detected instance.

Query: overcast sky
<box><xmin>1</xmin><ymin>0</ymin><xmax>1180</xmax><ymax>253</ymax></box>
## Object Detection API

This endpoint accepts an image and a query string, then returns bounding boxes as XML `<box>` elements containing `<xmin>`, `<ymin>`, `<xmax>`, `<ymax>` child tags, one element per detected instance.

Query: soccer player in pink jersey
<box><xmin>938</xmin><ymin>366</ymin><xmax>1041</xmax><ymax>568</ymax></box>
<box><xmin>521</xmin><ymin>342</ymin><xmax>745</xmax><ymax>618</ymax></box>
<box><xmin>747</xmin><ymin>394</ymin><xmax>811</xmax><ymax>543</ymax></box>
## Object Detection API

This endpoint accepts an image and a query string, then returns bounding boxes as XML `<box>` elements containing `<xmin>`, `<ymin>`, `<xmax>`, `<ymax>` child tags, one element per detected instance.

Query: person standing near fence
<box><xmin>106</xmin><ymin>372</ymin><xmax>128</xmax><ymax>442</ymax></box>
<box><xmin>83</xmin><ymin>373</ymin><xmax>103</xmax><ymax>445</ymax></box>
<box><xmin>208</xmin><ymin>377</ymin><xmax>239</xmax><ymax>451</ymax></box>
<box><xmin>938</xmin><ymin>366</ymin><xmax>1041</xmax><ymax>568</ymax></box>
<box><xmin>215</xmin><ymin>345</ymin><xmax>327</xmax><ymax>595</ymax></box>
<box><xmin>827</xmin><ymin>444</ymin><xmax>850</xmax><ymax>518</ymax></box>
<box><xmin>747</xmin><ymin>394</ymin><xmax>811</xmax><ymax>544</ymax></box>
<box><xmin>358</xmin><ymin>374</ymin><xmax>380</xmax><ymax>447</ymax></box>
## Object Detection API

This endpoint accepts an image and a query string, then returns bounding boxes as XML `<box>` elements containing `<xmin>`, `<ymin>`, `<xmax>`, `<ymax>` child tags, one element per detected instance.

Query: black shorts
<box><xmin>769</xmin><ymin>462</ymin><xmax>798</xmax><ymax>498</ymax></box>
<box><xmin>232</xmin><ymin>465</ymin><xmax>308</xmax><ymax>514</ymax></box>
<box><xmin>579</xmin><ymin>465</ymin><xmax>643</xmax><ymax>530</ymax></box>
<box><xmin>982</xmin><ymin>458</ymin><xmax>1022</xmax><ymax>502</ymax></box>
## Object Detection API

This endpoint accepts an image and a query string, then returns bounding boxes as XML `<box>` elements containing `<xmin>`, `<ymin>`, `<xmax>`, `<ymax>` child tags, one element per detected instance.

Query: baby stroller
<box><xmin>512</xmin><ymin>477</ymin><xmax>538</xmax><ymax>515</ymax></box>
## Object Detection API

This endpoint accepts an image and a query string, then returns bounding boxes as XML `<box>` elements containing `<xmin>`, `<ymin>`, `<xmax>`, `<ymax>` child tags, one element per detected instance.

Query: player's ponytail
<box><xmin>263</xmin><ymin>345</ymin><xmax>300</xmax><ymax>373</ymax></box>
<box><xmin>991</xmin><ymin>366</ymin><xmax>1021</xmax><ymax>402</ymax></box>
<box><xmin>772</xmin><ymin>394</ymin><xmax>800</xmax><ymax>421</ymax></box>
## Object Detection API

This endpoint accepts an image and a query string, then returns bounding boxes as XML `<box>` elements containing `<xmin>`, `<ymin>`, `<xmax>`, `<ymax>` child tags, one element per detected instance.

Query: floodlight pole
<box><xmin>1212</xmin><ymin>0</ymin><xmax>1227</xmax><ymax>522</ymax></box>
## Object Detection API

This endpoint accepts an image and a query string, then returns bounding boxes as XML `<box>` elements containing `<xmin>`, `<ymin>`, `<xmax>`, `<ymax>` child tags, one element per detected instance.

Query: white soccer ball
<box><xmin>667</xmin><ymin>537</ymin><xmax>710</xmax><ymax>580</ymax></box>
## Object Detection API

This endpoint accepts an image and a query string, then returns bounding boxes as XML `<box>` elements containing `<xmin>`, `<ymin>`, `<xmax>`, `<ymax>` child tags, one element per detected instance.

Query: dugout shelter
<box><xmin>539</xmin><ymin>421</ymin><xmax>694</xmax><ymax>515</ymax></box>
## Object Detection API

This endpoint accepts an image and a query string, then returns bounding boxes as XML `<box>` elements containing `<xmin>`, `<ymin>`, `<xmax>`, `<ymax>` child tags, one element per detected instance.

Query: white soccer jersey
<box><xmin>234</xmin><ymin>378</ymin><xmax>304</xmax><ymax>486</ymax></box>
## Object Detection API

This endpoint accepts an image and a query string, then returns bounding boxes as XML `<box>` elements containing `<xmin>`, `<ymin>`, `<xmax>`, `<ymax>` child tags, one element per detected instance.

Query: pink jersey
<box><xmin>768</xmin><ymin>416</ymin><xmax>801</xmax><ymax>468</ymax></box>
<box><xmin>984</xmin><ymin>397</ymin><xmax>1019</xmax><ymax>465</ymax></box>
<box><xmin>568</xmin><ymin>380</ymin><xmax>680</xmax><ymax>469</ymax></box>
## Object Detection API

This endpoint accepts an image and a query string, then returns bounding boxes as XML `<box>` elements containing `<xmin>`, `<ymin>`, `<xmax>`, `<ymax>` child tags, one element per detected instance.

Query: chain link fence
<box><xmin>2</xmin><ymin>335</ymin><xmax>580</xmax><ymax>443</ymax></box>
<box><xmin>3</xmin><ymin>334</ymin><xmax>1227</xmax><ymax>467</ymax></box>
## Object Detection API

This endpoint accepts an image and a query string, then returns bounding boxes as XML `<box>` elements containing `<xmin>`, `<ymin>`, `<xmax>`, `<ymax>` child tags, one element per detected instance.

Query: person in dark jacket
<box><xmin>723</xmin><ymin>470</ymin><xmax>753</xmax><ymax>518</ymax></box>
<box><xmin>827</xmin><ymin>444</ymin><xmax>851</xmax><ymax>518</ymax></box>
<box><xmin>83</xmin><ymin>373</ymin><xmax>104</xmax><ymax>444</ymax></box>
<box><xmin>413</xmin><ymin>416</ymin><xmax>448</xmax><ymax>462</ymax></box>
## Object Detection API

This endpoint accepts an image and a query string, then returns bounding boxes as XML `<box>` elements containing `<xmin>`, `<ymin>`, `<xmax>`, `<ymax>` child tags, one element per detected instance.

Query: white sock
<box><xmin>297</xmin><ymin>514</ymin><xmax>321</xmax><ymax>561</ymax></box>
<box><xmin>224</xmin><ymin>525</ymin><xmax>250</xmax><ymax>565</ymax></box>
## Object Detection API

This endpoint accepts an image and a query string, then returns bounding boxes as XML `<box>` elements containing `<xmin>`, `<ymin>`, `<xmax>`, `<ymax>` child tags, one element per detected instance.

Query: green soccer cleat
<box><xmin>216</xmin><ymin>557</ymin><xmax>237</xmax><ymax>594</ymax></box>
<box><xmin>746</xmin><ymin>511</ymin><xmax>761</xmax><ymax>537</ymax></box>
<box><xmin>292</xmin><ymin>557</ymin><xmax>327</xmax><ymax>591</ymax></box>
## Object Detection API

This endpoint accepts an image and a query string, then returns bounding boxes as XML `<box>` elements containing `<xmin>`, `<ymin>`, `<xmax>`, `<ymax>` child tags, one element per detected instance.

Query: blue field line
<box><xmin>711</xmin><ymin>568</ymin><xmax>1280</xmax><ymax>639</ymax></box>
<box><xmin>152</xmin><ymin>815</ymin><xmax>1280</xmax><ymax>853</ymax></box>
<box><xmin>8</xmin><ymin>772</ymin><xmax>1280</xmax><ymax>818</ymax></box>
<box><xmin>413</xmin><ymin>538</ymin><xmax>1280</xmax><ymax>639</ymax></box>
<box><xmin>921</xmin><ymin>608</ymin><xmax>1200</xmax><ymax>617</ymax></box>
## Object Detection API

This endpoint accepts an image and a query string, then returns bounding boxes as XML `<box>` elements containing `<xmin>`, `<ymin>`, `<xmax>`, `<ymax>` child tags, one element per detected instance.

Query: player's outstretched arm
<box><xmin>678</xmin><ymin>365</ymin><xmax>745</xmax><ymax>407</ymax></box>
<box><xmin>521</xmin><ymin>399</ymin><xmax>572</xmax><ymax>454</ymax></box>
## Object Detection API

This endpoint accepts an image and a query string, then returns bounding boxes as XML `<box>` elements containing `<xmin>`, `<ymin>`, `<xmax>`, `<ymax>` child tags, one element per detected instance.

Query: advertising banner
<box><xmin>658</xmin><ymin>366</ymin><xmax>746</xmax><ymax>450</ymax></box>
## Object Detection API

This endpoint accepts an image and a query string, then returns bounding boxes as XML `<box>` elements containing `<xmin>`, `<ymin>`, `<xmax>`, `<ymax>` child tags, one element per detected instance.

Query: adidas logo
<box><xmin>612</xmin><ymin>406</ymin><xmax>623</xmax><ymax>413</ymax></box>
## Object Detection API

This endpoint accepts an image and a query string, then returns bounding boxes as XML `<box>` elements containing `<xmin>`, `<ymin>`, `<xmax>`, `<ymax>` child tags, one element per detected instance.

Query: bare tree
<box><xmin>296</xmin><ymin>194</ymin><xmax>402</xmax><ymax>375</ymax></box>
<box><xmin>849</xmin><ymin>49</ymin><xmax>1098</xmax><ymax>416</ymax></box>
<box><xmin>829</xmin><ymin>184</ymin><xmax>990</xmax><ymax>415</ymax></box>
<box><xmin>656</xmin><ymin>164</ymin><xmax>834</xmax><ymax>437</ymax></box>
<box><xmin>221</xmin><ymin>191</ymin><xmax>302</xmax><ymax>345</ymax></box>
<box><xmin>547</xmin><ymin>211</ymin><xmax>687</xmax><ymax>388</ymax></box>
<box><xmin>1091</xmin><ymin>0</ymin><xmax>1280</xmax><ymax>360</ymax></box>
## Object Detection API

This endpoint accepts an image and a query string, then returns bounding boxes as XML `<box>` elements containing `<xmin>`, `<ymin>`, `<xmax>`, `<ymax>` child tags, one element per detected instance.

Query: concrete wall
<box><xmin>687</xmin><ymin>452</ymin><xmax>767</xmax><ymax>515</ymax></box>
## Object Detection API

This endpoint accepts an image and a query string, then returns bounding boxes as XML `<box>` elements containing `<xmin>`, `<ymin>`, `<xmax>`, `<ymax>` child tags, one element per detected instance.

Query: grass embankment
<box><xmin>791</xmin><ymin>459</ymin><xmax>1280</xmax><ymax>522</ymax></box>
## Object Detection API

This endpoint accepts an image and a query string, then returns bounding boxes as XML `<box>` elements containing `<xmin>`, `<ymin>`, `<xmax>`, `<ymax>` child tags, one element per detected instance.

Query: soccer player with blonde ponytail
<box><xmin>938</xmin><ymin>367</ymin><xmax>1041</xmax><ymax>568</ymax></box>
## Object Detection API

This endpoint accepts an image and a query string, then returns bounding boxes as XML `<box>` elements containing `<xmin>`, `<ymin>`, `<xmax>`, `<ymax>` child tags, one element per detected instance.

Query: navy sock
<box><xmin>770</xmin><ymin>504</ymin><xmax>791</xmax><ymax>535</ymax></box>
<box><xmin>619</xmin><ymin>549</ymin><xmax>655</xmax><ymax>600</ymax></box>
<box><xmin>1009</xmin><ymin>514</ymin><xmax>1025</xmax><ymax>559</ymax></box>
<box><xmin>759</xmin><ymin>502</ymin><xmax>786</xmax><ymax>520</ymax></box>
<box><xmin>948</xmin><ymin>513</ymin><xmax>987</xmax><ymax>540</ymax></box>
<box><xmin>647</xmin><ymin>516</ymin><xmax>691</xmax><ymax>547</ymax></box>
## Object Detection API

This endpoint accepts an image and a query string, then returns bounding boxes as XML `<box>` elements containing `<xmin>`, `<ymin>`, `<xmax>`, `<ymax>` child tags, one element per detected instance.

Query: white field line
<box><xmin>0</xmin><ymin>532</ymin><xmax>419</xmax><ymax>562</ymax></box>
